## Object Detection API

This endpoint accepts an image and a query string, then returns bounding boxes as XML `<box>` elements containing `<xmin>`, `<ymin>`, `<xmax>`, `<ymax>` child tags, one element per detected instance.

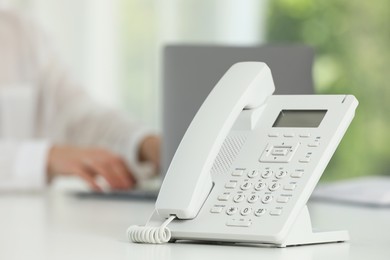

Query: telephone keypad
<box><xmin>218</xmin><ymin>166</ymin><xmax>305</xmax><ymax>222</ymax></box>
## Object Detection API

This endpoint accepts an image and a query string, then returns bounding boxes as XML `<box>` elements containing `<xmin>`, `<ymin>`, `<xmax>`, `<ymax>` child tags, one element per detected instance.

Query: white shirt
<box><xmin>0</xmin><ymin>11</ymin><xmax>151</xmax><ymax>190</ymax></box>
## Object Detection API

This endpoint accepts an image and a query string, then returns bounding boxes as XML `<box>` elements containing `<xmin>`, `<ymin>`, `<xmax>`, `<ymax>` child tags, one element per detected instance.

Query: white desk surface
<box><xmin>1</xmin><ymin>190</ymin><xmax>389</xmax><ymax>260</ymax></box>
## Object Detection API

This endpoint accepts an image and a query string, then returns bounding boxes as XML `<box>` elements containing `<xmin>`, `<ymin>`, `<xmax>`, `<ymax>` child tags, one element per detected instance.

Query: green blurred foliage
<box><xmin>266</xmin><ymin>0</ymin><xmax>390</xmax><ymax>181</ymax></box>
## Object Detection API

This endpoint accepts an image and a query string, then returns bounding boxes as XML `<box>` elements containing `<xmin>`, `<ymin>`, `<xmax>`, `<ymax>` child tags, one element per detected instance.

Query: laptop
<box><xmin>77</xmin><ymin>44</ymin><xmax>314</xmax><ymax>200</ymax></box>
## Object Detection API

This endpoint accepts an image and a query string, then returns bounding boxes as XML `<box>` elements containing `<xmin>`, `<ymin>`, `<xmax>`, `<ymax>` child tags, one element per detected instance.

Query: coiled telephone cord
<box><xmin>127</xmin><ymin>216</ymin><xmax>176</xmax><ymax>244</ymax></box>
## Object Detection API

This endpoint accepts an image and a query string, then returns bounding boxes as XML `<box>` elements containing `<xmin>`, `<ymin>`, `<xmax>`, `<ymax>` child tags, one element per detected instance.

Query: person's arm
<box><xmin>31</xmin><ymin>19</ymin><xmax>160</xmax><ymax>190</ymax></box>
<box><xmin>0</xmin><ymin>13</ymin><xmax>160</xmax><ymax>191</ymax></box>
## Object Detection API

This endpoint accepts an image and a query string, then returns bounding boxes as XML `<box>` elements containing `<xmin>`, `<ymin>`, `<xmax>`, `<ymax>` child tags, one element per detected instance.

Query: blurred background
<box><xmin>1</xmin><ymin>0</ymin><xmax>388</xmax><ymax>181</ymax></box>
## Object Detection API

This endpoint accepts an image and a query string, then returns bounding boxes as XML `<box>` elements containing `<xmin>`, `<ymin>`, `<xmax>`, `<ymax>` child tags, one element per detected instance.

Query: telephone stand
<box><xmin>276</xmin><ymin>206</ymin><xmax>349</xmax><ymax>247</ymax></box>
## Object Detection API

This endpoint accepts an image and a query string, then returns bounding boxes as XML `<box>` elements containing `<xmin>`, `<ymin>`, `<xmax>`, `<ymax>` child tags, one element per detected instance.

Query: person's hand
<box><xmin>47</xmin><ymin>145</ymin><xmax>136</xmax><ymax>191</ymax></box>
<box><xmin>138</xmin><ymin>135</ymin><xmax>161</xmax><ymax>174</ymax></box>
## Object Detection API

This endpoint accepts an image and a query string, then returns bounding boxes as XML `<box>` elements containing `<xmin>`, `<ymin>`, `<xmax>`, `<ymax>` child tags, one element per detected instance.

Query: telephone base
<box><xmin>276</xmin><ymin>206</ymin><xmax>349</xmax><ymax>248</ymax></box>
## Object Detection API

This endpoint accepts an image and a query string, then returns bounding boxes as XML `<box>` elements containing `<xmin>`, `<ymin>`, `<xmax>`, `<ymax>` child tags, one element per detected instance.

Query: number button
<box><xmin>233</xmin><ymin>194</ymin><xmax>245</xmax><ymax>203</ymax></box>
<box><xmin>269</xmin><ymin>183</ymin><xmax>281</xmax><ymax>191</ymax></box>
<box><xmin>247</xmin><ymin>194</ymin><xmax>259</xmax><ymax>203</ymax></box>
<box><xmin>240</xmin><ymin>181</ymin><xmax>252</xmax><ymax>190</ymax></box>
<box><xmin>254</xmin><ymin>208</ymin><xmax>266</xmax><ymax>217</ymax></box>
<box><xmin>240</xmin><ymin>207</ymin><xmax>252</xmax><ymax>216</ymax></box>
<box><xmin>261</xmin><ymin>170</ymin><xmax>273</xmax><ymax>178</ymax></box>
<box><xmin>275</xmin><ymin>170</ymin><xmax>287</xmax><ymax>179</ymax></box>
<box><xmin>247</xmin><ymin>170</ymin><xmax>259</xmax><ymax>178</ymax></box>
<box><xmin>226</xmin><ymin>207</ymin><xmax>238</xmax><ymax>216</ymax></box>
<box><xmin>254</xmin><ymin>181</ymin><xmax>266</xmax><ymax>191</ymax></box>
<box><xmin>262</xmin><ymin>195</ymin><xmax>273</xmax><ymax>204</ymax></box>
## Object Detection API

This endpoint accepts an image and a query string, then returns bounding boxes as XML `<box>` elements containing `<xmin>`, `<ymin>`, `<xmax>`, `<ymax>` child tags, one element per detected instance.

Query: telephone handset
<box><xmin>156</xmin><ymin>62</ymin><xmax>275</xmax><ymax>219</ymax></box>
<box><xmin>128</xmin><ymin>62</ymin><xmax>358</xmax><ymax>247</ymax></box>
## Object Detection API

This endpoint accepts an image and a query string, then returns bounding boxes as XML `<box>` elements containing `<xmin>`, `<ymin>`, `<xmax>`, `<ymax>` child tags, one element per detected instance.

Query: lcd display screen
<box><xmin>272</xmin><ymin>110</ymin><xmax>327</xmax><ymax>128</ymax></box>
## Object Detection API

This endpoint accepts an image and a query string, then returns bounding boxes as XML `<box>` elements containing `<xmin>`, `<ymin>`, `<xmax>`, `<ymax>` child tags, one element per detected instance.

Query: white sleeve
<box><xmin>0</xmin><ymin>140</ymin><xmax>51</xmax><ymax>191</ymax></box>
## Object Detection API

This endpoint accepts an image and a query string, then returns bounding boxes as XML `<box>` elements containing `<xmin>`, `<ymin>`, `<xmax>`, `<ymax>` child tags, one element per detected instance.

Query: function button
<box><xmin>254</xmin><ymin>208</ymin><xmax>267</xmax><ymax>217</ymax></box>
<box><xmin>218</xmin><ymin>194</ymin><xmax>230</xmax><ymax>201</ymax></box>
<box><xmin>283</xmin><ymin>133</ymin><xmax>295</xmax><ymax>137</ymax></box>
<box><xmin>291</xmin><ymin>172</ymin><xmax>304</xmax><ymax>178</ymax></box>
<box><xmin>210</xmin><ymin>206</ymin><xmax>224</xmax><ymax>213</ymax></box>
<box><xmin>270</xmin><ymin>209</ymin><xmax>282</xmax><ymax>216</ymax></box>
<box><xmin>299</xmin><ymin>158</ymin><xmax>311</xmax><ymax>163</ymax></box>
<box><xmin>262</xmin><ymin>195</ymin><xmax>273</xmax><ymax>204</ymax></box>
<box><xmin>240</xmin><ymin>207</ymin><xmax>252</xmax><ymax>216</ymax></box>
<box><xmin>308</xmin><ymin>142</ymin><xmax>320</xmax><ymax>147</ymax></box>
<box><xmin>268</xmin><ymin>133</ymin><xmax>279</xmax><ymax>137</ymax></box>
<box><xmin>233</xmin><ymin>194</ymin><xmax>245</xmax><ymax>203</ymax></box>
<box><xmin>284</xmin><ymin>184</ymin><xmax>296</xmax><ymax>190</ymax></box>
<box><xmin>277</xmin><ymin>197</ymin><xmax>289</xmax><ymax>203</ymax></box>
<box><xmin>254</xmin><ymin>181</ymin><xmax>266</xmax><ymax>191</ymax></box>
<box><xmin>275</xmin><ymin>170</ymin><xmax>288</xmax><ymax>179</ymax></box>
<box><xmin>226</xmin><ymin>206</ymin><xmax>238</xmax><ymax>216</ymax></box>
<box><xmin>240</xmin><ymin>181</ymin><xmax>252</xmax><ymax>190</ymax></box>
<box><xmin>299</xmin><ymin>133</ymin><xmax>311</xmax><ymax>138</ymax></box>
<box><xmin>271</xmin><ymin>148</ymin><xmax>289</xmax><ymax>156</ymax></box>
<box><xmin>247</xmin><ymin>170</ymin><xmax>259</xmax><ymax>178</ymax></box>
<box><xmin>225</xmin><ymin>181</ymin><xmax>238</xmax><ymax>189</ymax></box>
<box><xmin>247</xmin><ymin>194</ymin><xmax>259</xmax><ymax>203</ymax></box>
<box><xmin>269</xmin><ymin>183</ymin><xmax>281</xmax><ymax>191</ymax></box>
<box><xmin>226</xmin><ymin>219</ymin><xmax>252</xmax><ymax>227</ymax></box>
<box><xmin>232</xmin><ymin>169</ymin><xmax>244</xmax><ymax>176</ymax></box>
<box><xmin>261</xmin><ymin>170</ymin><xmax>273</xmax><ymax>179</ymax></box>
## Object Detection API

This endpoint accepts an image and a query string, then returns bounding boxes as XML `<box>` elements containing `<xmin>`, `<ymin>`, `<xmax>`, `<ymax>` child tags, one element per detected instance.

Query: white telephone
<box><xmin>127</xmin><ymin>62</ymin><xmax>358</xmax><ymax>247</ymax></box>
